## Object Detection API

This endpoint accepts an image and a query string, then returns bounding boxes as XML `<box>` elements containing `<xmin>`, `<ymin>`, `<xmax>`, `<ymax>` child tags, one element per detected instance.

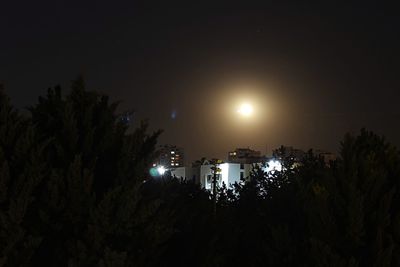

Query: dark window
<box><xmin>240</xmin><ymin>163</ymin><xmax>244</xmax><ymax>169</ymax></box>
<box><xmin>240</xmin><ymin>172</ymin><xmax>244</xmax><ymax>179</ymax></box>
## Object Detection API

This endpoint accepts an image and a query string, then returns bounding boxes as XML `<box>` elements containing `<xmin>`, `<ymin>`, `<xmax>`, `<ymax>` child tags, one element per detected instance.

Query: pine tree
<box><xmin>297</xmin><ymin>129</ymin><xmax>400</xmax><ymax>266</ymax></box>
<box><xmin>27</xmin><ymin>77</ymin><xmax>161</xmax><ymax>265</ymax></box>
<box><xmin>0</xmin><ymin>86</ymin><xmax>46</xmax><ymax>266</ymax></box>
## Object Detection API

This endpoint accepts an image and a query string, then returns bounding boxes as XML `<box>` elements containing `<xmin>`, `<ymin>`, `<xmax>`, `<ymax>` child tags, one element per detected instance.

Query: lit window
<box><xmin>171</xmin><ymin>151</ymin><xmax>175</xmax><ymax>154</ymax></box>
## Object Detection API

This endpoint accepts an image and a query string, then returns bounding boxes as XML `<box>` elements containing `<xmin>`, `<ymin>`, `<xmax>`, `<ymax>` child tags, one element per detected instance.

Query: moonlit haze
<box><xmin>2</xmin><ymin>3</ymin><xmax>400</xmax><ymax>164</ymax></box>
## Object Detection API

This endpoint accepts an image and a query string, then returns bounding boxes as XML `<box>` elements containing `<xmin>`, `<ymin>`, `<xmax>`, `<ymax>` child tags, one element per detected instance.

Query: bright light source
<box><xmin>157</xmin><ymin>166</ymin><xmax>166</xmax><ymax>175</ymax></box>
<box><xmin>237</xmin><ymin>103</ymin><xmax>253</xmax><ymax>117</ymax></box>
<box><xmin>265</xmin><ymin>160</ymin><xmax>282</xmax><ymax>173</ymax></box>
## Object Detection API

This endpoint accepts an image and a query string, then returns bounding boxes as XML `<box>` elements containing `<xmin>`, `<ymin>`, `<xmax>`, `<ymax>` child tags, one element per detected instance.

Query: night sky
<box><xmin>2</xmin><ymin>2</ymin><xmax>400</xmax><ymax>163</ymax></box>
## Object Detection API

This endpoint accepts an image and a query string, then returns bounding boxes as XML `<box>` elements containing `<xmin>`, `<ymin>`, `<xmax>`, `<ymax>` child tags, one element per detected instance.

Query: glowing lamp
<box><xmin>157</xmin><ymin>166</ymin><xmax>166</xmax><ymax>175</ymax></box>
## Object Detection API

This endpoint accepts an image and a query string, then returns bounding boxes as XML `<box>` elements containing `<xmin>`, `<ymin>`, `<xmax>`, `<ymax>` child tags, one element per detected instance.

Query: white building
<box><xmin>171</xmin><ymin>163</ymin><xmax>255</xmax><ymax>189</ymax></box>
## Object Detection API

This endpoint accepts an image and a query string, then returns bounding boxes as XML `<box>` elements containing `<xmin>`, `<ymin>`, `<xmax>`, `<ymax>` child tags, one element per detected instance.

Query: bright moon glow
<box><xmin>237</xmin><ymin>103</ymin><xmax>254</xmax><ymax>117</ymax></box>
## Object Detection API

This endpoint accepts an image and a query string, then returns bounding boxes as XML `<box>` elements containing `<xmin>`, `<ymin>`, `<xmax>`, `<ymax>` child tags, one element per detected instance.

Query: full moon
<box><xmin>237</xmin><ymin>103</ymin><xmax>254</xmax><ymax>117</ymax></box>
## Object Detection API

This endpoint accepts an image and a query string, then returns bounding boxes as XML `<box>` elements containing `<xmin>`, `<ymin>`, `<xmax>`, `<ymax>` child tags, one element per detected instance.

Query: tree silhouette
<box><xmin>0</xmin><ymin>86</ymin><xmax>46</xmax><ymax>266</ymax></box>
<box><xmin>2</xmin><ymin>79</ymin><xmax>400</xmax><ymax>266</ymax></box>
<box><xmin>27</xmin><ymin>77</ymin><xmax>161</xmax><ymax>265</ymax></box>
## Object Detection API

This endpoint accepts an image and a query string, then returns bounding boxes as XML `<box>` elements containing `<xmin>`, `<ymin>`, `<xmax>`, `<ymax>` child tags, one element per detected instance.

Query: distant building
<box><xmin>191</xmin><ymin>157</ymin><xmax>210</xmax><ymax>168</ymax></box>
<box><xmin>171</xmin><ymin>161</ymin><xmax>254</xmax><ymax>190</ymax></box>
<box><xmin>154</xmin><ymin>145</ymin><xmax>184</xmax><ymax>168</ymax></box>
<box><xmin>169</xmin><ymin>152</ymin><xmax>294</xmax><ymax>191</ymax></box>
<box><xmin>273</xmin><ymin>146</ymin><xmax>306</xmax><ymax>162</ymax></box>
<box><xmin>166</xmin><ymin>146</ymin><xmax>336</xmax><ymax>191</ymax></box>
<box><xmin>315</xmin><ymin>150</ymin><xmax>337</xmax><ymax>166</ymax></box>
<box><xmin>272</xmin><ymin>146</ymin><xmax>336</xmax><ymax>166</ymax></box>
<box><xmin>170</xmin><ymin>166</ymin><xmax>186</xmax><ymax>180</ymax></box>
<box><xmin>228</xmin><ymin>148</ymin><xmax>262</xmax><ymax>164</ymax></box>
<box><xmin>170</xmin><ymin>166</ymin><xmax>200</xmax><ymax>183</ymax></box>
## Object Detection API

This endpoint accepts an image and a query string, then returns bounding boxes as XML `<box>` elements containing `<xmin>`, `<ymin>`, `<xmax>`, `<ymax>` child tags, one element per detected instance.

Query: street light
<box><xmin>157</xmin><ymin>166</ymin><xmax>166</xmax><ymax>176</ymax></box>
<box><xmin>149</xmin><ymin>165</ymin><xmax>167</xmax><ymax>178</ymax></box>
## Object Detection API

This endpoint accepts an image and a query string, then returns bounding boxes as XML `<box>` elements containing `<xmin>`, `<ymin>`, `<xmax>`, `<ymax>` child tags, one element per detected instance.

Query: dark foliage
<box><xmin>1</xmin><ymin>80</ymin><xmax>400</xmax><ymax>266</ymax></box>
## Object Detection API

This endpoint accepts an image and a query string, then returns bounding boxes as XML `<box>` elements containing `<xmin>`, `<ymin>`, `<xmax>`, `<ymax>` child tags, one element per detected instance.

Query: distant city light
<box><xmin>150</xmin><ymin>165</ymin><xmax>167</xmax><ymax>177</ymax></box>
<box><xmin>237</xmin><ymin>103</ymin><xmax>253</xmax><ymax>117</ymax></box>
<box><xmin>157</xmin><ymin>166</ymin><xmax>166</xmax><ymax>175</ymax></box>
